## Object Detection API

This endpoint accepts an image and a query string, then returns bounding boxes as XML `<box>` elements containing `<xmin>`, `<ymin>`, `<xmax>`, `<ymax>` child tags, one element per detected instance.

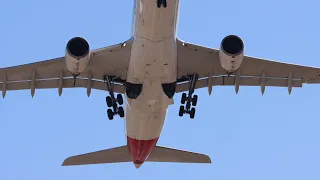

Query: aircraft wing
<box><xmin>0</xmin><ymin>38</ymin><xmax>134</xmax><ymax>97</ymax></box>
<box><xmin>176</xmin><ymin>38</ymin><xmax>320</xmax><ymax>94</ymax></box>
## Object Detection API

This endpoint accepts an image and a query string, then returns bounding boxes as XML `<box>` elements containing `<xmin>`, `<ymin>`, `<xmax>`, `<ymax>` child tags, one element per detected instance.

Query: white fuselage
<box><xmin>125</xmin><ymin>0</ymin><xmax>179</xmax><ymax>142</ymax></box>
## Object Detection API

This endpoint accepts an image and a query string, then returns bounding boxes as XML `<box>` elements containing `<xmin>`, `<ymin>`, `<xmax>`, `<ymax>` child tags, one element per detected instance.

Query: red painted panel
<box><xmin>127</xmin><ymin>136</ymin><xmax>159</xmax><ymax>168</ymax></box>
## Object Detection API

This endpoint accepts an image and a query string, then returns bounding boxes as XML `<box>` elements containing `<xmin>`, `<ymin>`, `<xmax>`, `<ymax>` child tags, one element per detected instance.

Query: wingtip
<box><xmin>61</xmin><ymin>158</ymin><xmax>72</xmax><ymax>166</ymax></box>
<box><xmin>202</xmin><ymin>154</ymin><xmax>212</xmax><ymax>163</ymax></box>
<box><xmin>206</xmin><ymin>157</ymin><xmax>212</xmax><ymax>163</ymax></box>
<box><xmin>61</xmin><ymin>160</ymin><xmax>68</xmax><ymax>166</ymax></box>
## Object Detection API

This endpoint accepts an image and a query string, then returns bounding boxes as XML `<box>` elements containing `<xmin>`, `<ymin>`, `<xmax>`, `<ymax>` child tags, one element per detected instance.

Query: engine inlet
<box><xmin>66</xmin><ymin>37</ymin><xmax>90</xmax><ymax>58</ymax></box>
<box><xmin>221</xmin><ymin>35</ymin><xmax>244</xmax><ymax>55</ymax></box>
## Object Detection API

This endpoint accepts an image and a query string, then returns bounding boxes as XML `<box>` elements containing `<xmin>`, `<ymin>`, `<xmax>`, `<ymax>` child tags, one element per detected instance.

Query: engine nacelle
<box><xmin>219</xmin><ymin>35</ymin><xmax>244</xmax><ymax>73</ymax></box>
<box><xmin>65</xmin><ymin>37</ymin><xmax>90</xmax><ymax>75</ymax></box>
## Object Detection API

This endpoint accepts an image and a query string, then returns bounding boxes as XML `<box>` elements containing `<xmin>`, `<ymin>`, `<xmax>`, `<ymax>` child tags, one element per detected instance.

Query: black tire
<box><xmin>181</xmin><ymin>93</ymin><xmax>187</xmax><ymax>104</ymax></box>
<box><xmin>192</xmin><ymin>95</ymin><xmax>198</xmax><ymax>106</ymax></box>
<box><xmin>106</xmin><ymin>96</ymin><xmax>113</xmax><ymax>107</ymax></box>
<box><xmin>157</xmin><ymin>0</ymin><xmax>161</xmax><ymax>8</ymax></box>
<box><xmin>190</xmin><ymin>108</ymin><xmax>196</xmax><ymax>119</ymax></box>
<box><xmin>163</xmin><ymin>0</ymin><xmax>167</xmax><ymax>7</ymax></box>
<box><xmin>117</xmin><ymin>94</ymin><xmax>124</xmax><ymax>105</ymax></box>
<box><xmin>179</xmin><ymin>106</ymin><xmax>184</xmax><ymax>117</ymax></box>
<box><xmin>118</xmin><ymin>107</ymin><xmax>125</xmax><ymax>118</ymax></box>
<box><xmin>107</xmin><ymin>109</ymin><xmax>114</xmax><ymax>120</ymax></box>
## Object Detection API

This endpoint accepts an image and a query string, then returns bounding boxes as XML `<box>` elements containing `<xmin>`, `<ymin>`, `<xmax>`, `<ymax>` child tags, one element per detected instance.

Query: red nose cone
<box><xmin>127</xmin><ymin>136</ymin><xmax>159</xmax><ymax>168</ymax></box>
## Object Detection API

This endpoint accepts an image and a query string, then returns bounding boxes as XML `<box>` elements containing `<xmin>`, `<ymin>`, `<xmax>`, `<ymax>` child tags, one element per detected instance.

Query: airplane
<box><xmin>2</xmin><ymin>0</ymin><xmax>320</xmax><ymax>169</ymax></box>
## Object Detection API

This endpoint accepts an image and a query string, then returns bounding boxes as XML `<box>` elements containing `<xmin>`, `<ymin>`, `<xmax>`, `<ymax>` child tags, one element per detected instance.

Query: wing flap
<box><xmin>176</xmin><ymin>76</ymin><xmax>302</xmax><ymax>93</ymax></box>
<box><xmin>0</xmin><ymin>78</ymin><xmax>125</xmax><ymax>94</ymax></box>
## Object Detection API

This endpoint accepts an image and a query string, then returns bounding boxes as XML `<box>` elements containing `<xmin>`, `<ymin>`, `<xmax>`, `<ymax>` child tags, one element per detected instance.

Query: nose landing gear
<box><xmin>104</xmin><ymin>75</ymin><xmax>125</xmax><ymax>120</ymax></box>
<box><xmin>179</xmin><ymin>74</ymin><xmax>198</xmax><ymax>119</ymax></box>
<box><xmin>157</xmin><ymin>0</ymin><xmax>167</xmax><ymax>8</ymax></box>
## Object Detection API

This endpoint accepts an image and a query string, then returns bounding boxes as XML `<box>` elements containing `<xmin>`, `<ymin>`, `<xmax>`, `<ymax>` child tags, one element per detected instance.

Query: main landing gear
<box><xmin>104</xmin><ymin>76</ymin><xmax>125</xmax><ymax>120</ymax></box>
<box><xmin>179</xmin><ymin>74</ymin><xmax>198</xmax><ymax>119</ymax></box>
<box><xmin>157</xmin><ymin>0</ymin><xmax>167</xmax><ymax>8</ymax></box>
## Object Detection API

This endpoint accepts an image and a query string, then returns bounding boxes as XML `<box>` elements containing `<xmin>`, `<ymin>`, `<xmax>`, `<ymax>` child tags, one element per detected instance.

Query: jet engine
<box><xmin>219</xmin><ymin>35</ymin><xmax>244</xmax><ymax>73</ymax></box>
<box><xmin>65</xmin><ymin>37</ymin><xmax>90</xmax><ymax>75</ymax></box>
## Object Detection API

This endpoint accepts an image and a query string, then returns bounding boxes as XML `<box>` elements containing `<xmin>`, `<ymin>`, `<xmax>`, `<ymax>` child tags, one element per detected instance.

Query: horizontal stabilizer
<box><xmin>62</xmin><ymin>145</ymin><xmax>211</xmax><ymax>167</ymax></box>
<box><xmin>146</xmin><ymin>146</ymin><xmax>211</xmax><ymax>163</ymax></box>
<box><xmin>62</xmin><ymin>145</ymin><xmax>131</xmax><ymax>166</ymax></box>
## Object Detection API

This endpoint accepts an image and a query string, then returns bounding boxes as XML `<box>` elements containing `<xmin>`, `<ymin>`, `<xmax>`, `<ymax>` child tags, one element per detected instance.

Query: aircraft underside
<box><xmin>2</xmin><ymin>0</ymin><xmax>320</xmax><ymax>169</ymax></box>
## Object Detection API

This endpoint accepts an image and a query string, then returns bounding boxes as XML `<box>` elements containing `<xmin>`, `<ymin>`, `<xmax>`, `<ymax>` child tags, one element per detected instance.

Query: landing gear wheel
<box><xmin>117</xmin><ymin>94</ymin><xmax>123</xmax><ymax>105</ymax></box>
<box><xmin>178</xmin><ymin>74</ymin><xmax>199</xmax><ymax>119</ymax></box>
<box><xmin>181</xmin><ymin>93</ymin><xmax>187</xmax><ymax>104</ymax></box>
<box><xmin>190</xmin><ymin>108</ymin><xmax>196</xmax><ymax>119</ymax></box>
<box><xmin>104</xmin><ymin>76</ymin><xmax>125</xmax><ymax>119</ymax></box>
<box><xmin>192</xmin><ymin>95</ymin><xmax>198</xmax><ymax>106</ymax></box>
<box><xmin>107</xmin><ymin>109</ymin><xmax>114</xmax><ymax>120</ymax></box>
<box><xmin>179</xmin><ymin>106</ymin><xmax>184</xmax><ymax>117</ymax></box>
<box><xmin>157</xmin><ymin>0</ymin><xmax>161</xmax><ymax>8</ymax></box>
<box><xmin>118</xmin><ymin>107</ymin><xmax>125</xmax><ymax>118</ymax></box>
<box><xmin>106</xmin><ymin>96</ymin><xmax>113</xmax><ymax>107</ymax></box>
<box><xmin>163</xmin><ymin>0</ymin><xmax>167</xmax><ymax>7</ymax></box>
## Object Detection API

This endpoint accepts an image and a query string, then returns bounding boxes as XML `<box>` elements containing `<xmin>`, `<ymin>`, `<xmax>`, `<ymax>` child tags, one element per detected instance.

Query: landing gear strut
<box><xmin>179</xmin><ymin>74</ymin><xmax>198</xmax><ymax>119</ymax></box>
<box><xmin>104</xmin><ymin>75</ymin><xmax>125</xmax><ymax>120</ymax></box>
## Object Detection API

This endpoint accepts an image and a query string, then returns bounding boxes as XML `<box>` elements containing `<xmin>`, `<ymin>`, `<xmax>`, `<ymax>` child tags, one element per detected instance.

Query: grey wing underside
<box><xmin>0</xmin><ymin>38</ymin><xmax>134</xmax><ymax>97</ymax></box>
<box><xmin>176</xmin><ymin>38</ymin><xmax>320</xmax><ymax>94</ymax></box>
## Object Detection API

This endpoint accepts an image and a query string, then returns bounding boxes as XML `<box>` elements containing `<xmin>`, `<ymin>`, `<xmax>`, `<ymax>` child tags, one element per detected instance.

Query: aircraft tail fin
<box><xmin>62</xmin><ymin>145</ymin><xmax>131</xmax><ymax>166</ymax></box>
<box><xmin>146</xmin><ymin>146</ymin><xmax>211</xmax><ymax>164</ymax></box>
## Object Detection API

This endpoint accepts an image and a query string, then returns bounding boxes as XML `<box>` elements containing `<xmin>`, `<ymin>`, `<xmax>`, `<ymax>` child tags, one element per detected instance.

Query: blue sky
<box><xmin>1</xmin><ymin>0</ymin><xmax>320</xmax><ymax>179</ymax></box>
